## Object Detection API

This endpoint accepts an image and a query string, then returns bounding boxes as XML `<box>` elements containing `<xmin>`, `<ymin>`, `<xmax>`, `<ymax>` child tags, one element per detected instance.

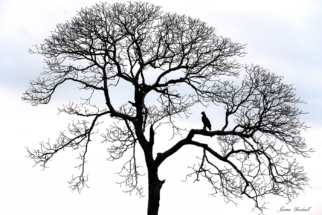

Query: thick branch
<box><xmin>155</xmin><ymin>129</ymin><xmax>251</xmax><ymax>167</ymax></box>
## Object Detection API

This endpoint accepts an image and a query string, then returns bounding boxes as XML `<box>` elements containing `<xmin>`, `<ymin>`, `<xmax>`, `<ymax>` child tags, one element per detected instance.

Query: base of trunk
<box><xmin>147</xmin><ymin>178</ymin><xmax>165</xmax><ymax>215</ymax></box>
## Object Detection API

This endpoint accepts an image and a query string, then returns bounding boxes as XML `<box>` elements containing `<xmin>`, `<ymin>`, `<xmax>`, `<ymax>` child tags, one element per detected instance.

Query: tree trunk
<box><xmin>147</xmin><ymin>170</ymin><xmax>164</xmax><ymax>215</ymax></box>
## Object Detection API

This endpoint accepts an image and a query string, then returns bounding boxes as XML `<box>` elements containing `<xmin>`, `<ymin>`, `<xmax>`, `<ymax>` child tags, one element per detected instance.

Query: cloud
<box><xmin>1</xmin><ymin>1</ymin><xmax>321</xmax><ymax>214</ymax></box>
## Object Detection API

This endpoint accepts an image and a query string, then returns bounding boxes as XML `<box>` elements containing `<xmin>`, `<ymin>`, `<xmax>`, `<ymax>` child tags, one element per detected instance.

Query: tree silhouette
<box><xmin>23</xmin><ymin>2</ymin><xmax>313</xmax><ymax>215</ymax></box>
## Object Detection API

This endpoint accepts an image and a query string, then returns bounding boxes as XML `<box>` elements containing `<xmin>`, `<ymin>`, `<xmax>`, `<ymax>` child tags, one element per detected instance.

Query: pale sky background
<box><xmin>0</xmin><ymin>0</ymin><xmax>322</xmax><ymax>214</ymax></box>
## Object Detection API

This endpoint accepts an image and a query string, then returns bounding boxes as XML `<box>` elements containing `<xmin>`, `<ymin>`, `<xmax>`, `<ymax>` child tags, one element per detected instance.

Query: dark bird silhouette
<box><xmin>201</xmin><ymin>111</ymin><xmax>211</xmax><ymax>131</ymax></box>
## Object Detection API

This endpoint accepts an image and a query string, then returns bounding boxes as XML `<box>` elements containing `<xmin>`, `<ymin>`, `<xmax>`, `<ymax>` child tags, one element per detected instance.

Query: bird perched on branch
<box><xmin>201</xmin><ymin>111</ymin><xmax>211</xmax><ymax>131</ymax></box>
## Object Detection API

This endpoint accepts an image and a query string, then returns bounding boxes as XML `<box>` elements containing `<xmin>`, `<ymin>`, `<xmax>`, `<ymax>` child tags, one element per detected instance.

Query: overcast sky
<box><xmin>1</xmin><ymin>0</ymin><xmax>322</xmax><ymax>214</ymax></box>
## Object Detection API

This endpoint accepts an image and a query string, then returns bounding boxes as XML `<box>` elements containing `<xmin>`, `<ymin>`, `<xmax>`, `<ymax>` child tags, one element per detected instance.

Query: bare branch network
<box><xmin>23</xmin><ymin>2</ymin><xmax>313</xmax><ymax>214</ymax></box>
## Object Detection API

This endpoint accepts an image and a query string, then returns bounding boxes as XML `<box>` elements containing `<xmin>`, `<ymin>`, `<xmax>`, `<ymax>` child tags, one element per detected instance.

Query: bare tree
<box><xmin>23</xmin><ymin>2</ymin><xmax>313</xmax><ymax>215</ymax></box>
